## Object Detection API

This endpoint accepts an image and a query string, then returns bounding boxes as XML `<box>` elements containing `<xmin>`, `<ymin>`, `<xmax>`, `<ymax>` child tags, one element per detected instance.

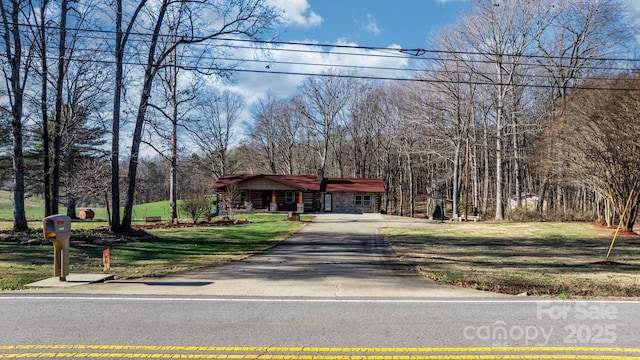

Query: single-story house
<box><xmin>212</xmin><ymin>173</ymin><xmax>385</xmax><ymax>213</ymax></box>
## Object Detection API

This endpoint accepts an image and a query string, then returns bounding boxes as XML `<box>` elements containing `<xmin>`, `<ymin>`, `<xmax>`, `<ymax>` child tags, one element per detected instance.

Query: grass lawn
<box><xmin>0</xmin><ymin>190</ymin><xmax>193</xmax><ymax>223</ymax></box>
<box><xmin>381</xmin><ymin>222</ymin><xmax>640</xmax><ymax>299</ymax></box>
<box><xmin>0</xmin><ymin>214</ymin><xmax>311</xmax><ymax>290</ymax></box>
<box><xmin>0</xmin><ymin>191</ymin><xmax>47</xmax><ymax>220</ymax></box>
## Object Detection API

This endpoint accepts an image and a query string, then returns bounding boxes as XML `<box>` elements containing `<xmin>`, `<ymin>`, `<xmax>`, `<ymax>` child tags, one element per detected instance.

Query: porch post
<box><xmin>245</xmin><ymin>191</ymin><xmax>253</xmax><ymax>213</ymax></box>
<box><xmin>270</xmin><ymin>190</ymin><xmax>277</xmax><ymax>212</ymax></box>
<box><xmin>297</xmin><ymin>192</ymin><xmax>304</xmax><ymax>214</ymax></box>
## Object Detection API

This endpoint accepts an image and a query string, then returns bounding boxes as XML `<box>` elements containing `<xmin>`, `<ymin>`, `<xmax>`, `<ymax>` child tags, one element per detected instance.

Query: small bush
<box><xmin>179</xmin><ymin>196</ymin><xmax>211</xmax><ymax>223</ymax></box>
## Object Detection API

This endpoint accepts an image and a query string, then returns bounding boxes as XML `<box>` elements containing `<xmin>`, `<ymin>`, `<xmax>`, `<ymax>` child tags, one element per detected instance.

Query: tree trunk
<box><xmin>12</xmin><ymin>110</ymin><xmax>27</xmax><ymax>231</ymax></box>
<box><xmin>38</xmin><ymin>0</ymin><xmax>52</xmax><ymax>217</ymax></box>
<box><xmin>624</xmin><ymin>198</ymin><xmax>638</xmax><ymax>232</ymax></box>
<box><xmin>169</xmin><ymin>75</ymin><xmax>178</xmax><ymax>224</ymax></box>
<box><xmin>538</xmin><ymin>177</ymin><xmax>548</xmax><ymax>215</ymax></box>
<box><xmin>105</xmin><ymin>192</ymin><xmax>111</xmax><ymax>225</ymax></box>
<box><xmin>397</xmin><ymin>172</ymin><xmax>403</xmax><ymax>216</ymax></box>
<box><xmin>51</xmin><ymin>0</ymin><xmax>68</xmax><ymax>215</ymax></box>
<box><xmin>452</xmin><ymin>136</ymin><xmax>461</xmax><ymax>217</ymax></box>
<box><xmin>66</xmin><ymin>197</ymin><xmax>76</xmax><ymax>219</ymax></box>
<box><xmin>512</xmin><ymin>118</ymin><xmax>521</xmax><ymax>209</ymax></box>
<box><xmin>495</xmin><ymin>69</ymin><xmax>505</xmax><ymax>221</ymax></box>
<box><xmin>407</xmin><ymin>152</ymin><xmax>414</xmax><ymax>218</ymax></box>
<box><xmin>111</xmin><ymin>0</ymin><xmax>124</xmax><ymax>232</ymax></box>
<box><xmin>482</xmin><ymin>116</ymin><xmax>490</xmax><ymax>215</ymax></box>
<box><xmin>165</xmin><ymin>44</ymin><xmax>179</xmax><ymax>224</ymax></box>
<box><xmin>2</xmin><ymin>0</ymin><xmax>28</xmax><ymax>231</ymax></box>
<box><xmin>110</xmin><ymin>0</ymin><xmax>148</xmax><ymax>231</ymax></box>
<box><xmin>122</xmin><ymin>1</ymin><xmax>168</xmax><ymax>230</ymax></box>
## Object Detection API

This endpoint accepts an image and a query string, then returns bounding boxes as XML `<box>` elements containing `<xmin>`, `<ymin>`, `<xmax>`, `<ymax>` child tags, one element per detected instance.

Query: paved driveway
<box><xmin>32</xmin><ymin>214</ymin><xmax>497</xmax><ymax>298</ymax></box>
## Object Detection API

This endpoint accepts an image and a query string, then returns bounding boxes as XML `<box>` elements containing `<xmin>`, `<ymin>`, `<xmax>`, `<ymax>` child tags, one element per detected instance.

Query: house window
<box><xmin>285</xmin><ymin>191</ymin><xmax>299</xmax><ymax>204</ymax></box>
<box><xmin>355</xmin><ymin>194</ymin><xmax>372</xmax><ymax>207</ymax></box>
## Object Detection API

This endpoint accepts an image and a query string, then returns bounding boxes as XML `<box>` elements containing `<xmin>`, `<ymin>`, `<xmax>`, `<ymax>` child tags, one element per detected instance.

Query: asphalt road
<box><xmin>0</xmin><ymin>296</ymin><xmax>639</xmax><ymax>358</ymax></box>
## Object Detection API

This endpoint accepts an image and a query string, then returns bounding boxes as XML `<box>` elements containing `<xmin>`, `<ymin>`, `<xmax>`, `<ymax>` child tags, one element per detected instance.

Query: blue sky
<box><xmin>224</xmin><ymin>0</ymin><xmax>472</xmax><ymax>114</ymax></box>
<box><xmin>279</xmin><ymin>0</ymin><xmax>470</xmax><ymax>48</ymax></box>
<box><xmin>224</xmin><ymin>0</ymin><xmax>640</xmax><ymax>109</ymax></box>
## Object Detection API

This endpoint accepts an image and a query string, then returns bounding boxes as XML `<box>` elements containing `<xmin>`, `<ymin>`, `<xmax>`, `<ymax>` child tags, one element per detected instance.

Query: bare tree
<box><xmin>145</xmin><ymin>11</ymin><xmax>199</xmax><ymax>225</ymax></box>
<box><xmin>537</xmin><ymin>0</ymin><xmax>632</xmax><ymax>103</ymax></box>
<box><xmin>222</xmin><ymin>183</ymin><xmax>240</xmax><ymax>219</ymax></box>
<box><xmin>248</xmin><ymin>92</ymin><xmax>281</xmax><ymax>174</ymax></box>
<box><xmin>248</xmin><ymin>93</ymin><xmax>303</xmax><ymax>175</ymax></box>
<box><xmin>542</xmin><ymin>73</ymin><xmax>640</xmax><ymax>231</ymax></box>
<box><xmin>120</xmin><ymin>0</ymin><xmax>280</xmax><ymax>231</ymax></box>
<box><xmin>347</xmin><ymin>81</ymin><xmax>381</xmax><ymax>179</ymax></box>
<box><xmin>273</xmin><ymin>99</ymin><xmax>303</xmax><ymax>175</ymax></box>
<box><xmin>0</xmin><ymin>0</ymin><xmax>31</xmax><ymax>230</ymax></box>
<box><xmin>29</xmin><ymin>0</ymin><xmax>53</xmax><ymax>216</ymax></box>
<box><xmin>419</xmin><ymin>49</ymin><xmax>476</xmax><ymax>217</ymax></box>
<box><xmin>453</xmin><ymin>0</ymin><xmax>553</xmax><ymax>220</ymax></box>
<box><xmin>534</xmin><ymin>0</ymin><xmax>634</xmax><ymax>217</ymax></box>
<box><xmin>109</xmin><ymin>0</ymin><xmax>148</xmax><ymax>231</ymax></box>
<box><xmin>190</xmin><ymin>88</ymin><xmax>244</xmax><ymax>178</ymax></box>
<box><xmin>49</xmin><ymin>0</ymin><xmax>70</xmax><ymax>215</ymax></box>
<box><xmin>294</xmin><ymin>69</ymin><xmax>353</xmax><ymax>176</ymax></box>
<box><xmin>64</xmin><ymin>157</ymin><xmax>110</xmax><ymax>218</ymax></box>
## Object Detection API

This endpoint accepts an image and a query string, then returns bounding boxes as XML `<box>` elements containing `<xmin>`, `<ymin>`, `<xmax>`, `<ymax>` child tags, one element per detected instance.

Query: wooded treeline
<box><xmin>0</xmin><ymin>0</ymin><xmax>280</xmax><ymax>231</ymax></box>
<box><xmin>230</xmin><ymin>0</ymin><xmax>640</xmax><ymax>230</ymax></box>
<box><xmin>1</xmin><ymin>0</ymin><xmax>639</xmax><ymax>232</ymax></box>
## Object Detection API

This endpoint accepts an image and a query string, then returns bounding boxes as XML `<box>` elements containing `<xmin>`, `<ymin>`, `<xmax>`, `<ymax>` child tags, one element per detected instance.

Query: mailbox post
<box><xmin>43</xmin><ymin>215</ymin><xmax>72</xmax><ymax>281</ymax></box>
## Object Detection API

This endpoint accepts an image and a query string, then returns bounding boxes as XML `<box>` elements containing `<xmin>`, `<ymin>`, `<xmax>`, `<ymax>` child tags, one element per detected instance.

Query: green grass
<box><xmin>0</xmin><ymin>190</ymin><xmax>192</xmax><ymax>224</ymax></box>
<box><xmin>0</xmin><ymin>214</ymin><xmax>311</xmax><ymax>290</ymax></box>
<box><xmin>0</xmin><ymin>191</ymin><xmax>47</xmax><ymax>220</ymax></box>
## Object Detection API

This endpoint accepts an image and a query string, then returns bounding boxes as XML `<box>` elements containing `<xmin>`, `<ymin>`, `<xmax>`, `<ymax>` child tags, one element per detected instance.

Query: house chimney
<box><xmin>316</xmin><ymin>168</ymin><xmax>324</xmax><ymax>182</ymax></box>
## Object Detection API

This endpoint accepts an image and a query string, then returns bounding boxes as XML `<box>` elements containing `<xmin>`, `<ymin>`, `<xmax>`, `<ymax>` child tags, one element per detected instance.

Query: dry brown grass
<box><xmin>381</xmin><ymin>222</ymin><xmax>640</xmax><ymax>299</ymax></box>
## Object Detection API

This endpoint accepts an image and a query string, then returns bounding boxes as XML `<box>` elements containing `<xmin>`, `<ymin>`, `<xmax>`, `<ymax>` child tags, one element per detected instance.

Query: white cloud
<box><xmin>267</xmin><ymin>0</ymin><xmax>322</xmax><ymax>28</ymax></box>
<box><xmin>628</xmin><ymin>0</ymin><xmax>640</xmax><ymax>22</ymax></box>
<box><xmin>218</xmin><ymin>39</ymin><xmax>410</xmax><ymax>133</ymax></box>
<box><xmin>355</xmin><ymin>14</ymin><xmax>382</xmax><ymax>36</ymax></box>
<box><xmin>231</xmin><ymin>43</ymin><xmax>408</xmax><ymax>101</ymax></box>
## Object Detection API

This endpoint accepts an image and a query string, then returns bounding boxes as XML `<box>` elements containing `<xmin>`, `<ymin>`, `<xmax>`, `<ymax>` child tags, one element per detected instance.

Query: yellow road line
<box><xmin>2</xmin><ymin>346</ymin><xmax>640</xmax><ymax>359</ymax></box>
<box><xmin>1</xmin><ymin>354</ymin><xmax>640</xmax><ymax>360</ymax></box>
<box><xmin>1</xmin><ymin>345</ymin><xmax>640</xmax><ymax>353</ymax></box>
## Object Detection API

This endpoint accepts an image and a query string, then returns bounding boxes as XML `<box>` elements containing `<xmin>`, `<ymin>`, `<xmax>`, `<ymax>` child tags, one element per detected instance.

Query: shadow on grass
<box><xmin>385</xmin><ymin>231</ymin><xmax>640</xmax><ymax>297</ymax></box>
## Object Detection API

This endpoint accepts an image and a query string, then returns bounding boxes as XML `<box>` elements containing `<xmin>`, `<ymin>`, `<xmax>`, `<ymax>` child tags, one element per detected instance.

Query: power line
<box><xmin>47</xmin><ymin>53</ymin><xmax>640</xmax><ymax>91</ymax></box>
<box><xmin>11</xmin><ymin>21</ymin><xmax>640</xmax><ymax>65</ymax></box>
<box><xmin>48</xmin><ymin>45</ymin><xmax>640</xmax><ymax>87</ymax></box>
<box><xmin>5</xmin><ymin>21</ymin><xmax>640</xmax><ymax>90</ymax></box>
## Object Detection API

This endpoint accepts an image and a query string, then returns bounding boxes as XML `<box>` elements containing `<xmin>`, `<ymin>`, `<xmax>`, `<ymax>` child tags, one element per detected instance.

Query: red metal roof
<box><xmin>213</xmin><ymin>174</ymin><xmax>258</xmax><ymax>188</ymax></box>
<box><xmin>264</xmin><ymin>174</ymin><xmax>319</xmax><ymax>190</ymax></box>
<box><xmin>323</xmin><ymin>178</ymin><xmax>385</xmax><ymax>193</ymax></box>
<box><xmin>213</xmin><ymin>174</ymin><xmax>384</xmax><ymax>193</ymax></box>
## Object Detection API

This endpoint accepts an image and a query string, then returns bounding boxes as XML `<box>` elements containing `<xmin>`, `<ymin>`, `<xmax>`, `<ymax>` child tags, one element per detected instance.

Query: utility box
<box><xmin>43</xmin><ymin>214</ymin><xmax>72</xmax><ymax>281</ymax></box>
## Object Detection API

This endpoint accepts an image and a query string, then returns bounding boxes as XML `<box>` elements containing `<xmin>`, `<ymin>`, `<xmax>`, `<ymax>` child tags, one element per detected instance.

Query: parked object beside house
<box><xmin>509</xmin><ymin>194</ymin><xmax>545</xmax><ymax>211</ymax></box>
<box><xmin>212</xmin><ymin>173</ymin><xmax>385</xmax><ymax>214</ymax></box>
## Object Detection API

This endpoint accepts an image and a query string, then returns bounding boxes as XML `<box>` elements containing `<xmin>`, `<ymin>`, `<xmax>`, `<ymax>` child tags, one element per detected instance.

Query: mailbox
<box><xmin>43</xmin><ymin>214</ymin><xmax>72</xmax><ymax>281</ymax></box>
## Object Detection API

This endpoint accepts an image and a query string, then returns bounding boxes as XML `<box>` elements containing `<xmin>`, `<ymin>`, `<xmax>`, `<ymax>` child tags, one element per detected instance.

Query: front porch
<box><xmin>213</xmin><ymin>174</ymin><xmax>385</xmax><ymax>214</ymax></box>
<box><xmin>236</xmin><ymin>190</ymin><xmax>321</xmax><ymax>213</ymax></box>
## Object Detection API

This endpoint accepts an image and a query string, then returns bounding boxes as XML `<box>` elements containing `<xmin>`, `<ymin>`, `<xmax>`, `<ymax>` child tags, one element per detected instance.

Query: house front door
<box><xmin>324</xmin><ymin>193</ymin><xmax>332</xmax><ymax>212</ymax></box>
<box><xmin>262</xmin><ymin>191</ymin><xmax>271</xmax><ymax>209</ymax></box>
